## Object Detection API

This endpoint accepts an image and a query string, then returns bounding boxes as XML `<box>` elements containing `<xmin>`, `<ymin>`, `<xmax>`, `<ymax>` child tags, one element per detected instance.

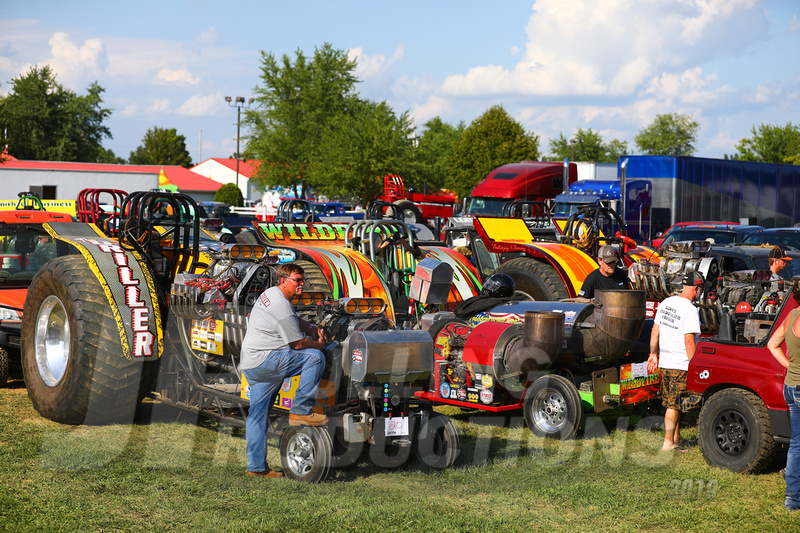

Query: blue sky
<box><xmin>1</xmin><ymin>0</ymin><xmax>798</xmax><ymax>164</ymax></box>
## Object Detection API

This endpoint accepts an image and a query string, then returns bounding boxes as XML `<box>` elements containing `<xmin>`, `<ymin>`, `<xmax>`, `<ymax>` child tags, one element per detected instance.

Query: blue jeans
<box><xmin>243</xmin><ymin>347</ymin><xmax>325</xmax><ymax>472</ymax></box>
<box><xmin>784</xmin><ymin>384</ymin><xmax>800</xmax><ymax>509</ymax></box>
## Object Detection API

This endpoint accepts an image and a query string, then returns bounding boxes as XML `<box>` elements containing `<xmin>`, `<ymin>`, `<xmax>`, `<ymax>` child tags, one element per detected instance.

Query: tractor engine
<box><xmin>425</xmin><ymin>290</ymin><xmax>646</xmax><ymax>406</ymax></box>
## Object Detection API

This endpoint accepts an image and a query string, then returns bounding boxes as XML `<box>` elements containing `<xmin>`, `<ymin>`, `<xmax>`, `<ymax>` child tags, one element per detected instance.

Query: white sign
<box><xmin>384</xmin><ymin>416</ymin><xmax>409</xmax><ymax>437</ymax></box>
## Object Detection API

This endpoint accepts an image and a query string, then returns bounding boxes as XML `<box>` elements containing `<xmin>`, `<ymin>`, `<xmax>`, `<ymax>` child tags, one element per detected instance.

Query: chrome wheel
<box><xmin>34</xmin><ymin>295</ymin><xmax>70</xmax><ymax>387</ymax></box>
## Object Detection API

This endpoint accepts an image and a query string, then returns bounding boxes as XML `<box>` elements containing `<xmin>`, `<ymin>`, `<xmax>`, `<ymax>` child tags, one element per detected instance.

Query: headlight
<box><xmin>0</xmin><ymin>307</ymin><xmax>22</xmax><ymax>322</ymax></box>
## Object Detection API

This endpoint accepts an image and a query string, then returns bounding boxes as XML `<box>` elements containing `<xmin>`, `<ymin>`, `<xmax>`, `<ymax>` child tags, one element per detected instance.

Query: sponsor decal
<box><xmin>480</xmin><ymin>389</ymin><xmax>493</xmax><ymax>404</ymax></box>
<box><xmin>457</xmin><ymin>388</ymin><xmax>467</xmax><ymax>401</ymax></box>
<box><xmin>699</xmin><ymin>369</ymin><xmax>710</xmax><ymax>380</ymax></box>
<box><xmin>281</xmin><ymin>378</ymin><xmax>292</xmax><ymax>392</ymax></box>
<box><xmin>439</xmin><ymin>382</ymin><xmax>451</xmax><ymax>399</ymax></box>
<box><xmin>482</xmin><ymin>374</ymin><xmax>493</xmax><ymax>388</ymax></box>
<box><xmin>352</xmin><ymin>349</ymin><xmax>363</xmax><ymax>365</ymax></box>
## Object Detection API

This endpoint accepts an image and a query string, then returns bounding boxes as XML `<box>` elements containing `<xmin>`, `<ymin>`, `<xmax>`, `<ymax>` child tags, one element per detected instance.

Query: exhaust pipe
<box><xmin>505</xmin><ymin>311</ymin><xmax>565</xmax><ymax>380</ymax></box>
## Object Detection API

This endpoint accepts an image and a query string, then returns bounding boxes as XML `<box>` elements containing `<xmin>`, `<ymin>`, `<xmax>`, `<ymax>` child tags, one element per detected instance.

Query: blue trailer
<box><xmin>618</xmin><ymin>156</ymin><xmax>800</xmax><ymax>234</ymax></box>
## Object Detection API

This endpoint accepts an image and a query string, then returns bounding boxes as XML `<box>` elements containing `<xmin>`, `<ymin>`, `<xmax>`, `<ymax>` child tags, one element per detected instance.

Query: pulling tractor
<box><xmin>20</xmin><ymin>191</ymin><xmax>469</xmax><ymax>482</ymax></box>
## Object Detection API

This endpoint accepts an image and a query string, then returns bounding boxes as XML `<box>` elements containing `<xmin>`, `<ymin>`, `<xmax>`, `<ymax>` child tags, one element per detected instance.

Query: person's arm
<box><xmin>289</xmin><ymin>317</ymin><xmax>327</xmax><ymax>350</ymax></box>
<box><xmin>647</xmin><ymin>322</ymin><xmax>660</xmax><ymax>374</ymax></box>
<box><xmin>684</xmin><ymin>333</ymin><xmax>697</xmax><ymax>361</ymax></box>
<box><xmin>768</xmin><ymin>316</ymin><xmax>791</xmax><ymax>369</ymax></box>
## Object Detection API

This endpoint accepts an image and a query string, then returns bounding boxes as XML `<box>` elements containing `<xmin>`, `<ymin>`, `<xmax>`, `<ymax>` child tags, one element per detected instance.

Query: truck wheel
<box><xmin>0</xmin><ymin>347</ymin><xmax>9</xmax><ymax>387</ymax></box>
<box><xmin>495</xmin><ymin>258</ymin><xmax>569</xmax><ymax>301</ymax></box>
<box><xmin>697</xmin><ymin>388</ymin><xmax>776</xmax><ymax>473</ymax></box>
<box><xmin>523</xmin><ymin>374</ymin><xmax>584</xmax><ymax>439</ymax></box>
<box><xmin>394</xmin><ymin>200</ymin><xmax>423</xmax><ymax>224</ymax></box>
<box><xmin>415</xmin><ymin>412</ymin><xmax>460</xmax><ymax>468</ymax></box>
<box><xmin>279</xmin><ymin>425</ymin><xmax>333</xmax><ymax>483</ymax></box>
<box><xmin>20</xmin><ymin>255</ymin><xmax>158</xmax><ymax>424</ymax></box>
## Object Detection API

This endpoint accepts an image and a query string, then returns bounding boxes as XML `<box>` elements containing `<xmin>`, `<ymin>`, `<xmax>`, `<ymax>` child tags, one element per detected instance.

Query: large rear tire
<box><xmin>495</xmin><ymin>258</ymin><xmax>569</xmax><ymax>301</ymax></box>
<box><xmin>523</xmin><ymin>374</ymin><xmax>584</xmax><ymax>439</ymax></box>
<box><xmin>697</xmin><ymin>388</ymin><xmax>776</xmax><ymax>473</ymax></box>
<box><xmin>20</xmin><ymin>256</ymin><xmax>158</xmax><ymax>424</ymax></box>
<box><xmin>394</xmin><ymin>200</ymin><xmax>423</xmax><ymax>224</ymax></box>
<box><xmin>279</xmin><ymin>425</ymin><xmax>333</xmax><ymax>483</ymax></box>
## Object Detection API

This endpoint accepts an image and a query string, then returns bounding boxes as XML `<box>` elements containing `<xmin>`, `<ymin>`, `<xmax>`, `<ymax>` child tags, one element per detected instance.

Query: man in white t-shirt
<box><xmin>647</xmin><ymin>271</ymin><xmax>703</xmax><ymax>452</ymax></box>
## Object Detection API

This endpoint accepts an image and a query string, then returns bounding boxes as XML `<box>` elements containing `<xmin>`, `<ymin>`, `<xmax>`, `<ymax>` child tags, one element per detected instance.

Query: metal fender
<box><xmin>419</xmin><ymin>246</ymin><xmax>482</xmax><ymax>304</ymax></box>
<box><xmin>44</xmin><ymin>222</ymin><xmax>163</xmax><ymax>360</ymax></box>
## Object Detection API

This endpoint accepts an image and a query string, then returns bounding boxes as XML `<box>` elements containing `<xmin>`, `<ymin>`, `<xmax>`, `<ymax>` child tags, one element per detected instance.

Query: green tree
<box><xmin>314</xmin><ymin>98</ymin><xmax>415</xmax><ymax>204</ymax></box>
<box><xmin>245</xmin><ymin>43</ymin><xmax>358</xmax><ymax>198</ymax></box>
<box><xmin>96</xmin><ymin>147</ymin><xmax>125</xmax><ymax>164</ymax></box>
<box><xmin>547</xmin><ymin>128</ymin><xmax>628</xmax><ymax>162</ymax></box>
<box><xmin>733</xmin><ymin>123</ymin><xmax>800</xmax><ymax>165</ymax></box>
<box><xmin>414</xmin><ymin>117</ymin><xmax>465</xmax><ymax>191</ymax></box>
<box><xmin>0</xmin><ymin>65</ymin><xmax>112</xmax><ymax>161</ymax></box>
<box><xmin>214</xmin><ymin>182</ymin><xmax>244</xmax><ymax>207</ymax></box>
<box><xmin>634</xmin><ymin>113</ymin><xmax>700</xmax><ymax>156</ymax></box>
<box><xmin>446</xmin><ymin>105</ymin><xmax>540</xmax><ymax>199</ymax></box>
<box><xmin>128</xmin><ymin>127</ymin><xmax>192</xmax><ymax>167</ymax></box>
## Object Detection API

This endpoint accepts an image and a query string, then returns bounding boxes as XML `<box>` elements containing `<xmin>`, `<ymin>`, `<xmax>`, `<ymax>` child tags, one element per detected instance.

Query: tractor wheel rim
<box><xmin>34</xmin><ymin>295</ymin><xmax>70</xmax><ymax>387</ymax></box>
<box><xmin>286</xmin><ymin>433</ymin><xmax>316</xmax><ymax>477</ymax></box>
<box><xmin>533</xmin><ymin>389</ymin><xmax>567</xmax><ymax>431</ymax></box>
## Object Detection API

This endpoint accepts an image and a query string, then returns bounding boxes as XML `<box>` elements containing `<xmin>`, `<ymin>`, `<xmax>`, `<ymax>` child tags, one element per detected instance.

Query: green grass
<box><xmin>0</xmin><ymin>375</ymin><xmax>796</xmax><ymax>532</ymax></box>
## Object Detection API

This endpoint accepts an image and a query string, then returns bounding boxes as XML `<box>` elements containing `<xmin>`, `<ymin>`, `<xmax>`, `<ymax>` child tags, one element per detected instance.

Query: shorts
<box><xmin>660</xmin><ymin>368</ymin><xmax>688</xmax><ymax>411</ymax></box>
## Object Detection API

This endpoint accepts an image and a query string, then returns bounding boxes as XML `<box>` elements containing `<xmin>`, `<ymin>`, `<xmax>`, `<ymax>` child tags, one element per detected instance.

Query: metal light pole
<box><xmin>225</xmin><ymin>96</ymin><xmax>253</xmax><ymax>192</ymax></box>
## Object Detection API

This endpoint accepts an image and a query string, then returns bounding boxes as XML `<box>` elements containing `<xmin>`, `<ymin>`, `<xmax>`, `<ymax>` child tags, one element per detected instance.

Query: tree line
<box><xmin>1</xmin><ymin>47</ymin><xmax>799</xmax><ymax>204</ymax></box>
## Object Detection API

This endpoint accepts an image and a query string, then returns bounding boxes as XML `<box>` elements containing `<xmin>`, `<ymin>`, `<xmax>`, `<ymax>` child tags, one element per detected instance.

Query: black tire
<box><xmin>415</xmin><ymin>412</ymin><xmax>460</xmax><ymax>468</ymax></box>
<box><xmin>394</xmin><ymin>200</ymin><xmax>423</xmax><ymax>224</ymax></box>
<box><xmin>495</xmin><ymin>258</ymin><xmax>569</xmax><ymax>301</ymax></box>
<box><xmin>697</xmin><ymin>388</ymin><xmax>776</xmax><ymax>473</ymax></box>
<box><xmin>523</xmin><ymin>374</ymin><xmax>584</xmax><ymax>439</ymax></box>
<box><xmin>0</xmin><ymin>347</ymin><xmax>9</xmax><ymax>387</ymax></box>
<box><xmin>279</xmin><ymin>425</ymin><xmax>333</xmax><ymax>483</ymax></box>
<box><xmin>20</xmin><ymin>255</ymin><xmax>158</xmax><ymax>424</ymax></box>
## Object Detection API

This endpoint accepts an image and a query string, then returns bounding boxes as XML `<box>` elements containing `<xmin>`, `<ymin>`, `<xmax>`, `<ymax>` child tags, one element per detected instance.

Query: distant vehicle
<box><xmin>464</xmin><ymin>161</ymin><xmax>576</xmax><ymax>217</ymax></box>
<box><xmin>0</xmin><ymin>198</ymin><xmax>75</xmax><ymax>386</ymax></box>
<box><xmin>708</xmin><ymin>243</ymin><xmax>800</xmax><ymax>278</ymax></box>
<box><xmin>658</xmin><ymin>223</ymin><xmax>763</xmax><ymax>247</ymax></box>
<box><xmin>198</xmin><ymin>201</ymin><xmax>231</xmax><ymax>219</ymax></box>
<box><xmin>741</xmin><ymin>228</ymin><xmax>800</xmax><ymax>252</ymax></box>
<box><xmin>650</xmin><ymin>221</ymin><xmax>738</xmax><ymax>248</ymax></box>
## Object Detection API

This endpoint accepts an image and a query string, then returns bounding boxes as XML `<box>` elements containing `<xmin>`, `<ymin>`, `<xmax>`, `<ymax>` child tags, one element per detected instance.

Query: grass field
<box><xmin>0</xmin><ymin>373</ymin><xmax>796</xmax><ymax>533</ymax></box>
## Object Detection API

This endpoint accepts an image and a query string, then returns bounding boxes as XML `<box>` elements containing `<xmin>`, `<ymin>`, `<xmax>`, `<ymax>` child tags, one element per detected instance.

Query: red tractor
<box><xmin>373</xmin><ymin>175</ymin><xmax>456</xmax><ymax>225</ymax></box>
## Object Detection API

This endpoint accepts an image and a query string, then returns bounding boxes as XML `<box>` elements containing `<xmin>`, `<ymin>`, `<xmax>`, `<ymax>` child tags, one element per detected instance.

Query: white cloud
<box><xmin>409</xmin><ymin>95</ymin><xmax>452</xmax><ymax>126</ymax></box>
<box><xmin>349</xmin><ymin>44</ymin><xmax>405</xmax><ymax>81</ymax></box>
<box><xmin>47</xmin><ymin>32</ymin><xmax>108</xmax><ymax>88</ymax></box>
<box><xmin>148</xmin><ymin>99</ymin><xmax>172</xmax><ymax>114</ymax></box>
<box><xmin>178</xmin><ymin>93</ymin><xmax>220</xmax><ymax>116</ymax></box>
<box><xmin>439</xmin><ymin>0</ymin><xmax>769</xmax><ymax>98</ymax></box>
<box><xmin>155</xmin><ymin>68</ymin><xmax>201</xmax><ymax>85</ymax></box>
<box><xmin>198</xmin><ymin>27</ymin><xmax>220</xmax><ymax>44</ymax></box>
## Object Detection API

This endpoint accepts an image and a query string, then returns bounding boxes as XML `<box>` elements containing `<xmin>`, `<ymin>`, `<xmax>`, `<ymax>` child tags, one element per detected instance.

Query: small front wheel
<box><xmin>523</xmin><ymin>374</ymin><xmax>584</xmax><ymax>439</ymax></box>
<box><xmin>279</xmin><ymin>425</ymin><xmax>333</xmax><ymax>483</ymax></box>
<box><xmin>415</xmin><ymin>412</ymin><xmax>460</xmax><ymax>468</ymax></box>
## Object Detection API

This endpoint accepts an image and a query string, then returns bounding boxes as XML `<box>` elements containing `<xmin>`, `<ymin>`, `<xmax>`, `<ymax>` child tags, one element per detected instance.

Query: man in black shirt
<box><xmin>577</xmin><ymin>244</ymin><xmax>630</xmax><ymax>299</ymax></box>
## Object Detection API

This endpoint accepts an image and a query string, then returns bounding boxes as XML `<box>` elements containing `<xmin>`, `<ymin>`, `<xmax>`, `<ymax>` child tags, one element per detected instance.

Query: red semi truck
<box><xmin>463</xmin><ymin>161</ymin><xmax>578</xmax><ymax>217</ymax></box>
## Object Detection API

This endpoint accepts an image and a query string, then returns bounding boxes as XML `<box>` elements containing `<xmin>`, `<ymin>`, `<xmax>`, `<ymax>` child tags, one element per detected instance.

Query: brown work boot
<box><xmin>246</xmin><ymin>470</ymin><xmax>284</xmax><ymax>478</ymax></box>
<box><xmin>289</xmin><ymin>412</ymin><xmax>328</xmax><ymax>426</ymax></box>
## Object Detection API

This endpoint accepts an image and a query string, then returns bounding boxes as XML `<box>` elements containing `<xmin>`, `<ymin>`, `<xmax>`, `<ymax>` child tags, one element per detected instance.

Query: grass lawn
<box><xmin>0</xmin><ymin>373</ymin><xmax>796</xmax><ymax>533</ymax></box>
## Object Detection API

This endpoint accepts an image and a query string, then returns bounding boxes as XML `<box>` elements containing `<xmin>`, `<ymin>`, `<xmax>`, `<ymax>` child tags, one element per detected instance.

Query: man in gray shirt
<box><xmin>240</xmin><ymin>263</ymin><xmax>327</xmax><ymax>478</ymax></box>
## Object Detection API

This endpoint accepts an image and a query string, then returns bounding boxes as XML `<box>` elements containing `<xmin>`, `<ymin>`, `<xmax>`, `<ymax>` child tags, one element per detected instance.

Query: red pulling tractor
<box><xmin>371</xmin><ymin>175</ymin><xmax>456</xmax><ymax>226</ymax></box>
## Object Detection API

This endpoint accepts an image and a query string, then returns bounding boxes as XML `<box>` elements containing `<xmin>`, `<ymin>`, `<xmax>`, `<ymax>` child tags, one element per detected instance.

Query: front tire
<box><xmin>415</xmin><ymin>412</ymin><xmax>460</xmax><ymax>468</ymax></box>
<box><xmin>495</xmin><ymin>258</ymin><xmax>569</xmax><ymax>301</ymax></box>
<box><xmin>698</xmin><ymin>388</ymin><xmax>776</xmax><ymax>473</ymax></box>
<box><xmin>523</xmin><ymin>374</ymin><xmax>584</xmax><ymax>439</ymax></box>
<box><xmin>0</xmin><ymin>347</ymin><xmax>9</xmax><ymax>387</ymax></box>
<box><xmin>21</xmin><ymin>256</ymin><xmax>157</xmax><ymax>424</ymax></box>
<box><xmin>279</xmin><ymin>425</ymin><xmax>333</xmax><ymax>483</ymax></box>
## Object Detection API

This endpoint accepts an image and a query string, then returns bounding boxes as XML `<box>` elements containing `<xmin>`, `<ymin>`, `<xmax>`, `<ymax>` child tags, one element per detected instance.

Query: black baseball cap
<box><xmin>769</xmin><ymin>246</ymin><xmax>792</xmax><ymax>261</ymax></box>
<box><xmin>682</xmin><ymin>271</ymin><xmax>704</xmax><ymax>287</ymax></box>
